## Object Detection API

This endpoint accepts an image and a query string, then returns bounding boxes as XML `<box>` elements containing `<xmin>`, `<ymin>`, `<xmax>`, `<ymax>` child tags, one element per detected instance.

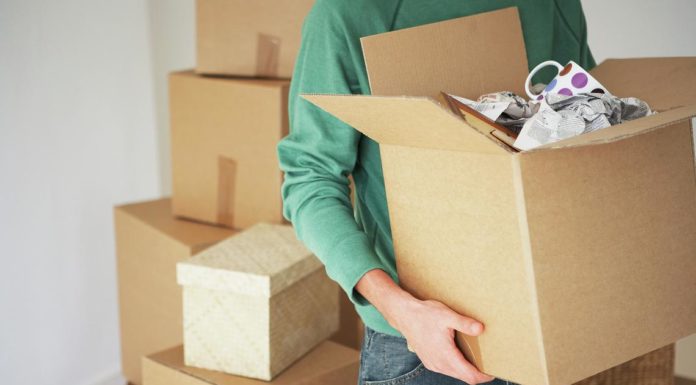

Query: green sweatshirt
<box><xmin>277</xmin><ymin>0</ymin><xmax>595</xmax><ymax>337</ymax></box>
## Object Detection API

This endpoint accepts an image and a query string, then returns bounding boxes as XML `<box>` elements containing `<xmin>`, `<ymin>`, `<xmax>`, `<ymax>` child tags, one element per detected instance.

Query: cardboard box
<box><xmin>196</xmin><ymin>0</ymin><xmax>315</xmax><ymax>78</ymax></box>
<box><xmin>142</xmin><ymin>342</ymin><xmax>359</xmax><ymax>385</ymax></box>
<box><xmin>177</xmin><ymin>224</ymin><xmax>339</xmax><ymax>380</ymax></box>
<box><xmin>303</xmin><ymin>7</ymin><xmax>696</xmax><ymax>385</ymax></box>
<box><xmin>114</xmin><ymin>198</ymin><xmax>235</xmax><ymax>385</ymax></box>
<box><xmin>332</xmin><ymin>292</ymin><xmax>364</xmax><ymax>350</ymax></box>
<box><xmin>574</xmin><ymin>344</ymin><xmax>674</xmax><ymax>385</ymax></box>
<box><xmin>170</xmin><ymin>71</ymin><xmax>288</xmax><ymax>229</ymax></box>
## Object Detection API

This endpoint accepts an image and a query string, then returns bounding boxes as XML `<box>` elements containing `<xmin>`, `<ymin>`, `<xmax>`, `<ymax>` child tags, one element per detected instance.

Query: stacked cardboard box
<box><xmin>169</xmin><ymin>71</ymin><xmax>289</xmax><ymax>229</ymax></box>
<box><xmin>196</xmin><ymin>0</ymin><xmax>314</xmax><ymax>78</ymax></box>
<box><xmin>114</xmin><ymin>198</ymin><xmax>235</xmax><ymax>384</ymax></box>
<box><xmin>142</xmin><ymin>343</ymin><xmax>358</xmax><ymax>385</ymax></box>
<box><xmin>114</xmin><ymin>1</ymin><xmax>363</xmax><ymax>385</ymax></box>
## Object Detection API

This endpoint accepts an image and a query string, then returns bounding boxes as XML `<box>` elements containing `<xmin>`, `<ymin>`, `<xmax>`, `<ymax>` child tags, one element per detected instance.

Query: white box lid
<box><xmin>176</xmin><ymin>223</ymin><xmax>322</xmax><ymax>297</ymax></box>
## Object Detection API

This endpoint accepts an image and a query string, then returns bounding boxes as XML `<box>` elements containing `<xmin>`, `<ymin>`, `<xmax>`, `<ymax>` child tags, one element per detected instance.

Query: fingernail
<box><xmin>470</xmin><ymin>323</ymin><xmax>482</xmax><ymax>334</ymax></box>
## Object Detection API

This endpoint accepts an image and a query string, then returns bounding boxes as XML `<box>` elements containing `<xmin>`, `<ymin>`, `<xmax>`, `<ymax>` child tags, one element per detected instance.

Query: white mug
<box><xmin>525</xmin><ymin>60</ymin><xmax>609</xmax><ymax>100</ymax></box>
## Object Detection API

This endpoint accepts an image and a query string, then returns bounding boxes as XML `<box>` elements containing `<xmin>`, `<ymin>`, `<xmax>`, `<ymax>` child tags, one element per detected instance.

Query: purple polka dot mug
<box><xmin>525</xmin><ymin>60</ymin><xmax>610</xmax><ymax>100</ymax></box>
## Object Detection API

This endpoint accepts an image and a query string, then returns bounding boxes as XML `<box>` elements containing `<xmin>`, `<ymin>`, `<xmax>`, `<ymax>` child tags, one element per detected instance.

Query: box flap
<box><xmin>303</xmin><ymin>94</ymin><xmax>508</xmax><ymax>154</ymax></box>
<box><xmin>176</xmin><ymin>223</ymin><xmax>322</xmax><ymax>297</ymax></box>
<box><xmin>590</xmin><ymin>57</ymin><xmax>696</xmax><ymax>111</ymax></box>
<box><xmin>361</xmin><ymin>7</ymin><xmax>528</xmax><ymax>98</ymax></box>
<box><xmin>115</xmin><ymin>198</ymin><xmax>235</xmax><ymax>248</ymax></box>
<box><xmin>532</xmin><ymin>104</ymin><xmax>696</xmax><ymax>150</ymax></box>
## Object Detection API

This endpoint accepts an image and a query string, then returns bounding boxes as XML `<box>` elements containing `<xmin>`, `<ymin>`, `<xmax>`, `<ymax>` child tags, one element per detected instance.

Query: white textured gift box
<box><xmin>176</xmin><ymin>223</ymin><xmax>339</xmax><ymax>380</ymax></box>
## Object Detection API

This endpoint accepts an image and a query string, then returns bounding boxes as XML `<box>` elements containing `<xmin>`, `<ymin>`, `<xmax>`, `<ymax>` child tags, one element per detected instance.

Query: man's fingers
<box><xmin>446</xmin><ymin>310</ymin><xmax>484</xmax><ymax>336</ymax></box>
<box><xmin>444</xmin><ymin>339</ymin><xmax>494</xmax><ymax>384</ymax></box>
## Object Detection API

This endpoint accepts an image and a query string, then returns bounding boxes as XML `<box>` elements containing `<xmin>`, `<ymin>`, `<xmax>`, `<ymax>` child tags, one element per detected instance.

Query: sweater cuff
<box><xmin>325</xmin><ymin>232</ymin><xmax>387</xmax><ymax>306</ymax></box>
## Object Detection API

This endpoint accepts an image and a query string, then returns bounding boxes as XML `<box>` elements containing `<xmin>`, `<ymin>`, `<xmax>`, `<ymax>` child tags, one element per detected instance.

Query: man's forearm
<box><xmin>355</xmin><ymin>269</ymin><xmax>418</xmax><ymax>330</ymax></box>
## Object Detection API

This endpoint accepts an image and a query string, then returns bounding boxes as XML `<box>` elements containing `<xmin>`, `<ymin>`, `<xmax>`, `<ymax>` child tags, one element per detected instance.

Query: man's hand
<box><xmin>356</xmin><ymin>269</ymin><xmax>495</xmax><ymax>385</ymax></box>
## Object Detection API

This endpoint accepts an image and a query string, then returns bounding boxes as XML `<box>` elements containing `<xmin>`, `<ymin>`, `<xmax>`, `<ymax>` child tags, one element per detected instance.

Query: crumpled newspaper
<box><xmin>513</xmin><ymin>93</ymin><xmax>653</xmax><ymax>150</ymax></box>
<box><xmin>448</xmin><ymin>89</ymin><xmax>653</xmax><ymax>150</ymax></box>
<box><xmin>449</xmin><ymin>91</ymin><xmax>539</xmax><ymax>134</ymax></box>
<box><xmin>476</xmin><ymin>91</ymin><xmax>538</xmax><ymax>133</ymax></box>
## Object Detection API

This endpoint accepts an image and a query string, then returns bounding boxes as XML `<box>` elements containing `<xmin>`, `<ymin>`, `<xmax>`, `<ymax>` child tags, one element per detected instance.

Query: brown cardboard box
<box><xmin>142</xmin><ymin>342</ymin><xmax>359</xmax><ymax>385</ymax></box>
<box><xmin>196</xmin><ymin>0</ymin><xmax>315</xmax><ymax>78</ymax></box>
<box><xmin>574</xmin><ymin>344</ymin><xmax>675</xmax><ymax>385</ymax></box>
<box><xmin>303</xmin><ymin>7</ymin><xmax>696</xmax><ymax>385</ymax></box>
<box><xmin>170</xmin><ymin>71</ymin><xmax>289</xmax><ymax>229</ymax></box>
<box><xmin>332</xmin><ymin>292</ymin><xmax>364</xmax><ymax>350</ymax></box>
<box><xmin>115</xmin><ymin>198</ymin><xmax>235</xmax><ymax>384</ymax></box>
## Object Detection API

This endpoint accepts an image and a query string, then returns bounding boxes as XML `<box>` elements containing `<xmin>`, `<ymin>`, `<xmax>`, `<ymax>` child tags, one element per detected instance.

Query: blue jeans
<box><xmin>358</xmin><ymin>327</ymin><xmax>516</xmax><ymax>385</ymax></box>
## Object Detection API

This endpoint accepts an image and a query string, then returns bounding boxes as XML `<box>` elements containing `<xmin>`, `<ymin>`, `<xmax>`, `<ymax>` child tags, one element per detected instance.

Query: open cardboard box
<box><xmin>302</xmin><ymin>7</ymin><xmax>696</xmax><ymax>385</ymax></box>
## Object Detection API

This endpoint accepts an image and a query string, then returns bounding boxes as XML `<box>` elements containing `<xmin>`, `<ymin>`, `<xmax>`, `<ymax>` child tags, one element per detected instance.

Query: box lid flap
<box><xmin>176</xmin><ymin>223</ymin><xmax>322</xmax><ymax>297</ymax></box>
<box><xmin>116</xmin><ymin>198</ymin><xmax>235</xmax><ymax>247</ymax></box>
<box><xmin>303</xmin><ymin>94</ymin><xmax>508</xmax><ymax>154</ymax></box>
<box><xmin>590</xmin><ymin>57</ymin><xmax>696</xmax><ymax>111</ymax></box>
<box><xmin>533</xmin><ymin>104</ymin><xmax>696</xmax><ymax>150</ymax></box>
<box><xmin>361</xmin><ymin>7</ymin><xmax>528</xmax><ymax>98</ymax></box>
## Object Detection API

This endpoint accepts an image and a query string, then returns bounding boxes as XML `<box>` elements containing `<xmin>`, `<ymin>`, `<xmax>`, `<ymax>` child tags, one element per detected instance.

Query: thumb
<box><xmin>447</xmin><ymin>311</ymin><xmax>484</xmax><ymax>336</ymax></box>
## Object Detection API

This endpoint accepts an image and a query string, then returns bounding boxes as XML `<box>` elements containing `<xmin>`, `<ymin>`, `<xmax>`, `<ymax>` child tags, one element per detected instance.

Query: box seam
<box><xmin>511</xmin><ymin>155</ymin><xmax>550</xmax><ymax>385</ymax></box>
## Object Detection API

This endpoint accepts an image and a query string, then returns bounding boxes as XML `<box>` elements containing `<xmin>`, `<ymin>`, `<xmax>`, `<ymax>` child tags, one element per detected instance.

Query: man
<box><xmin>277</xmin><ymin>1</ymin><xmax>595</xmax><ymax>384</ymax></box>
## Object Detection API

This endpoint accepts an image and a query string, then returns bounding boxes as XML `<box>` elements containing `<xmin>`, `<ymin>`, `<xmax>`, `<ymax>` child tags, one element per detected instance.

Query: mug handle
<box><xmin>525</xmin><ymin>60</ymin><xmax>564</xmax><ymax>99</ymax></box>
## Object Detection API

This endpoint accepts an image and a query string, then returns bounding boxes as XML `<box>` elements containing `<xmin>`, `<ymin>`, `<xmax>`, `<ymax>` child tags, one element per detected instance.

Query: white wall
<box><xmin>0</xmin><ymin>1</ymin><xmax>160</xmax><ymax>385</ymax></box>
<box><xmin>147</xmin><ymin>0</ymin><xmax>196</xmax><ymax>195</ymax></box>
<box><xmin>0</xmin><ymin>1</ymin><xmax>694</xmax><ymax>385</ymax></box>
<box><xmin>583</xmin><ymin>0</ymin><xmax>696</xmax><ymax>62</ymax></box>
<box><xmin>582</xmin><ymin>1</ymin><xmax>696</xmax><ymax>379</ymax></box>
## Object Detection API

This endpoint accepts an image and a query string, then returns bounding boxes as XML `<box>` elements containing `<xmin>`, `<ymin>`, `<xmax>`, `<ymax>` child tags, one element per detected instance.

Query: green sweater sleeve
<box><xmin>276</xmin><ymin>2</ymin><xmax>388</xmax><ymax>305</ymax></box>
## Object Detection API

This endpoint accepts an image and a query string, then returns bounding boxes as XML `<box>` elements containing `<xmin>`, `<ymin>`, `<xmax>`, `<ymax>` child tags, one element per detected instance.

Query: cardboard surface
<box><xmin>302</xmin><ymin>94</ymin><xmax>506</xmax><ymax>154</ymax></box>
<box><xmin>380</xmin><ymin>145</ymin><xmax>547</xmax><ymax>384</ymax></box>
<box><xmin>196</xmin><ymin>0</ymin><xmax>314</xmax><ymax>78</ymax></box>
<box><xmin>331</xmin><ymin>292</ymin><xmax>364</xmax><ymax>350</ymax></box>
<box><xmin>302</xmin><ymin>8</ymin><xmax>696</xmax><ymax>385</ymax></box>
<box><xmin>177</xmin><ymin>224</ymin><xmax>339</xmax><ymax>380</ymax></box>
<box><xmin>142</xmin><ymin>342</ymin><xmax>359</xmax><ymax>385</ymax></box>
<box><xmin>114</xmin><ymin>198</ymin><xmax>235</xmax><ymax>385</ymax></box>
<box><xmin>590</xmin><ymin>57</ymin><xmax>696</xmax><ymax>112</ymax></box>
<box><xmin>170</xmin><ymin>71</ymin><xmax>289</xmax><ymax>229</ymax></box>
<box><xmin>361</xmin><ymin>7</ymin><xmax>528</xmax><ymax>98</ymax></box>
<box><xmin>520</xmin><ymin>120</ymin><xmax>696</xmax><ymax>383</ymax></box>
<box><xmin>573</xmin><ymin>344</ymin><xmax>675</xmax><ymax>385</ymax></box>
